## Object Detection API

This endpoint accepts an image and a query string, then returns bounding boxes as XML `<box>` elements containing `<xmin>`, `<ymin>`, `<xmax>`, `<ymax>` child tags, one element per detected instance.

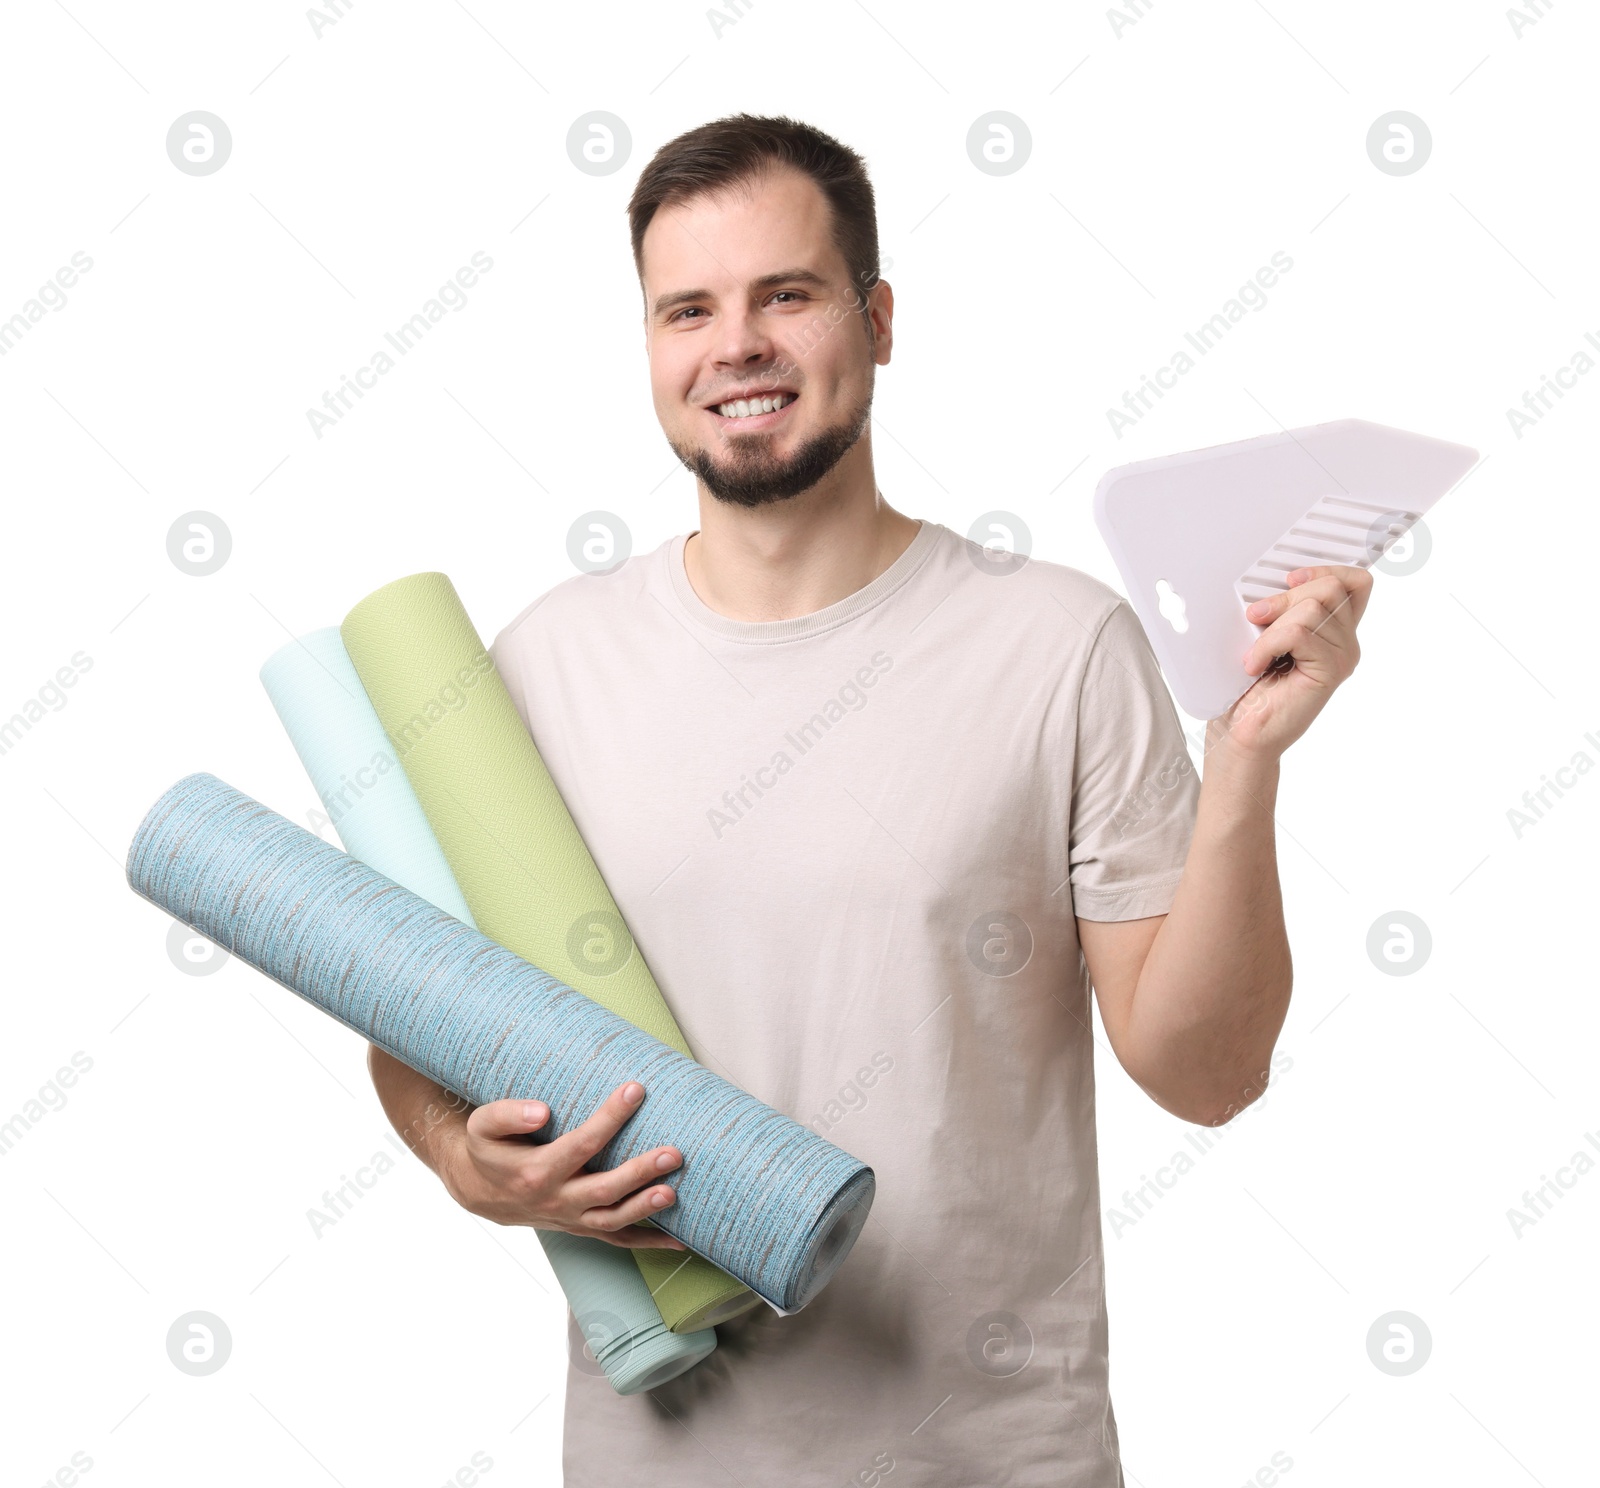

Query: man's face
<box><xmin>641</xmin><ymin>167</ymin><xmax>891</xmax><ymax>509</ymax></box>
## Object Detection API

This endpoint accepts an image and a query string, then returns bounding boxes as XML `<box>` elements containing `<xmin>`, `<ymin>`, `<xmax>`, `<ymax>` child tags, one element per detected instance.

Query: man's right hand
<box><xmin>437</xmin><ymin>1079</ymin><xmax>688</xmax><ymax>1251</ymax></box>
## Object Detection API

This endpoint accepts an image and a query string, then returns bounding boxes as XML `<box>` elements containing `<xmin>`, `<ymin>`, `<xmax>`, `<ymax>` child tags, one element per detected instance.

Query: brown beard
<box><xmin>669</xmin><ymin>391</ymin><xmax>873</xmax><ymax>509</ymax></box>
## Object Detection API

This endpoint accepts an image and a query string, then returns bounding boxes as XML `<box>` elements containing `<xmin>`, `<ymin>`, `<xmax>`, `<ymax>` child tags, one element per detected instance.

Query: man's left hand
<box><xmin>1213</xmin><ymin>564</ymin><xmax>1373</xmax><ymax>760</ymax></box>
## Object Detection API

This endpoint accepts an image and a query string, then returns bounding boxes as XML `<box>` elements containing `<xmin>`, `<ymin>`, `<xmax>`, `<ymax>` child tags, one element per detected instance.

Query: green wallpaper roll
<box><xmin>341</xmin><ymin>572</ymin><xmax>759</xmax><ymax>1334</ymax></box>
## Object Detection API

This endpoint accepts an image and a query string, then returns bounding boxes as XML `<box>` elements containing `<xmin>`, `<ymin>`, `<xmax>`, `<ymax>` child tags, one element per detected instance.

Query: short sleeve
<box><xmin>1067</xmin><ymin>600</ymin><xmax>1199</xmax><ymax>921</ymax></box>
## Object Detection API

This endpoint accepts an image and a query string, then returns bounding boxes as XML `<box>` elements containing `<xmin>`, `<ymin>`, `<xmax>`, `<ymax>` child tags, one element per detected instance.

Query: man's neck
<box><xmin>682</xmin><ymin>483</ymin><xmax>921</xmax><ymax>624</ymax></box>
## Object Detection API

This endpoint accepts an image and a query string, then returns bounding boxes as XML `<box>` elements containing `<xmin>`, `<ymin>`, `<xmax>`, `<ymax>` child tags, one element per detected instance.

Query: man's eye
<box><xmin>670</xmin><ymin>307</ymin><xmax>706</xmax><ymax>323</ymax></box>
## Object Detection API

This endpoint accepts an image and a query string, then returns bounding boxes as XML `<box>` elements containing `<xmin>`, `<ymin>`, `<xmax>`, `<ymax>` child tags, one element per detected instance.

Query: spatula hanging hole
<box><xmin>1154</xmin><ymin>578</ymin><xmax>1189</xmax><ymax>634</ymax></box>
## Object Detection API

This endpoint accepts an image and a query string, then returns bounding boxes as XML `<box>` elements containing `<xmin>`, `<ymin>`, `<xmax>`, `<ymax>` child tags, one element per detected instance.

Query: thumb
<box><xmin>467</xmin><ymin>1097</ymin><xmax>550</xmax><ymax>1142</ymax></box>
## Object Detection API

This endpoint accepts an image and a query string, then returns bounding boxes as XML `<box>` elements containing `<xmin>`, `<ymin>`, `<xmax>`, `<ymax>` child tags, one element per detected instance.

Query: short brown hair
<box><xmin>627</xmin><ymin>112</ymin><xmax>881</xmax><ymax>325</ymax></box>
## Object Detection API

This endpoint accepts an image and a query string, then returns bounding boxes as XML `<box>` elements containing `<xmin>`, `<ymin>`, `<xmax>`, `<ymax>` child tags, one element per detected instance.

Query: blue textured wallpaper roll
<box><xmin>260</xmin><ymin>629</ymin><xmax>715</xmax><ymax>1394</ymax></box>
<box><xmin>126</xmin><ymin>772</ymin><xmax>875</xmax><ymax>1314</ymax></box>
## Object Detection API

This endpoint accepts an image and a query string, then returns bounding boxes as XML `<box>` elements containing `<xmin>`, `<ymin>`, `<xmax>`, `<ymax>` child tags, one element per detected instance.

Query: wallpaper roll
<box><xmin>260</xmin><ymin>629</ymin><xmax>476</xmax><ymax>924</ymax></box>
<box><xmin>126</xmin><ymin>773</ymin><xmax>876</xmax><ymax>1315</ymax></box>
<box><xmin>260</xmin><ymin>630</ymin><xmax>715</xmax><ymax>1395</ymax></box>
<box><xmin>540</xmin><ymin>1230</ymin><xmax>716</xmax><ymax>1392</ymax></box>
<box><xmin>340</xmin><ymin>573</ymin><xmax>759</xmax><ymax>1332</ymax></box>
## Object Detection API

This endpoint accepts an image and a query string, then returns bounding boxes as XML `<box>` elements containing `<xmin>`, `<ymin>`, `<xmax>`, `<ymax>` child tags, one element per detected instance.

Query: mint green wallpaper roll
<box><xmin>260</xmin><ymin>627</ymin><xmax>717</xmax><ymax>1393</ymax></box>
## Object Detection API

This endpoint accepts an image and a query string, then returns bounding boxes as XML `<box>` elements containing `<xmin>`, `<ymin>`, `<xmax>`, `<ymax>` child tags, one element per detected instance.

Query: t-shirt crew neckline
<box><xmin>667</xmin><ymin>519</ymin><xmax>941</xmax><ymax>645</ymax></box>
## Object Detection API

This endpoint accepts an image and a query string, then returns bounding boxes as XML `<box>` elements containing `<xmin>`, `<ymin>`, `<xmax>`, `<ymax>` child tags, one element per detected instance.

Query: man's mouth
<box><xmin>705</xmin><ymin>390</ymin><xmax>798</xmax><ymax>428</ymax></box>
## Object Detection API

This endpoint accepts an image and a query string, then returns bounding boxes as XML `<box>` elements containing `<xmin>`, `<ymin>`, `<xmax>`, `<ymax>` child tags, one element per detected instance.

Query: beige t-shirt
<box><xmin>490</xmin><ymin>518</ymin><xmax>1200</xmax><ymax>1487</ymax></box>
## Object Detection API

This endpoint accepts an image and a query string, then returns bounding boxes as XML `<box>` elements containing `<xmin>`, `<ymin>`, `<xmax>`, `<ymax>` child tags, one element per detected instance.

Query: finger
<box><xmin>573</xmin><ymin>1177</ymin><xmax>679</xmax><ymax>1236</ymax></box>
<box><xmin>564</xmin><ymin>1145</ymin><xmax>683</xmax><ymax>1211</ymax></box>
<box><xmin>467</xmin><ymin>1097</ymin><xmax>550</xmax><ymax>1142</ymax></box>
<box><xmin>542</xmin><ymin>1080</ymin><xmax>650</xmax><ymax>1180</ymax></box>
<box><xmin>1244</xmin><ymin>573</ymin><xmax>1344</xmax><ymax>628</ymax></box>
<box><xmin>580</xmin><ymin>1222</ymin><xmax>690</xmax><ymax>1252</ymax></box>
<box><xmin>1248</xmin><ymin>565</ymin><xmax>1373</xmax><ymax>630</ymax></box>
<box><xmin>1244</xmin><ymin>608</ymin><xmax>1348</xmax><ymax>680</ymax></box>
<box><xmin>1244</xmin><ymin>595</ymin><xmax>1328</xmax><ymax>675</ymax></box>
<box><xmin>1298</xmin><ymin>577</ymin><xmax>1364</xmax><ymax>646</ymax></box>
<box><xmin>1290</xmin><ymin>563</ymin><xmax>1372</xmax><ymax>624</ymax></box>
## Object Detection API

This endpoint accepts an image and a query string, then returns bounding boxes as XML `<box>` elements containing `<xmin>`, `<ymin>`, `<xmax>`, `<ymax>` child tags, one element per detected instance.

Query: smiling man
<box><xmin>369</xmin><ymin>112</ymin><xmax>1370</xmax><ymax>1485</ymax></box>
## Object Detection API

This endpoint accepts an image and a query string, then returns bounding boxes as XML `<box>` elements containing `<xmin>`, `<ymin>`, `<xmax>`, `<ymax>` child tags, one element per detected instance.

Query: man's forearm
<box><xmin>367</xmin><ymin>1045</ymin><xmax>473</xmax><ymax>1176</ymax></box>
<box><xmin>1125</xmin><ymin>728</ymin><xmax>1293</xmax><ymax>1125</ymax></box>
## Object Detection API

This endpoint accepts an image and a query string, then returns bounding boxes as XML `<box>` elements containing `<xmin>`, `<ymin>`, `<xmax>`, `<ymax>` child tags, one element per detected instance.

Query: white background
<box><xmin>2</xmin><ymin>1</ymin><xmax>1595</xmax><ymax>1484</ymax></box>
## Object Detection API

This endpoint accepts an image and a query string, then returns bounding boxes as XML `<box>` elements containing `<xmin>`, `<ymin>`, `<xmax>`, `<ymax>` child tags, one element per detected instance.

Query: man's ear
<box><xmin>868</xmin><ymin>281</ymin><xmax>894</xmax><ymax>366</ymax></box>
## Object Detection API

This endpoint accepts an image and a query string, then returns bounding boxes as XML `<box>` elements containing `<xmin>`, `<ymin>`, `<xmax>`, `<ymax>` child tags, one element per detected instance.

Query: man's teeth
<box><xmin>716</xmin><ymin>392</ymin><xmax>794</xmax><ymax>418</ymax></box>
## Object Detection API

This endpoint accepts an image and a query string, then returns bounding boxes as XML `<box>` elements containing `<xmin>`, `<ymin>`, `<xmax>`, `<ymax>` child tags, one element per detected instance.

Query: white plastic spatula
<box><xmin>1092</xmin><ymin>418</ymin><xmax>1480</xmax><ymax>720</ymax></box>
